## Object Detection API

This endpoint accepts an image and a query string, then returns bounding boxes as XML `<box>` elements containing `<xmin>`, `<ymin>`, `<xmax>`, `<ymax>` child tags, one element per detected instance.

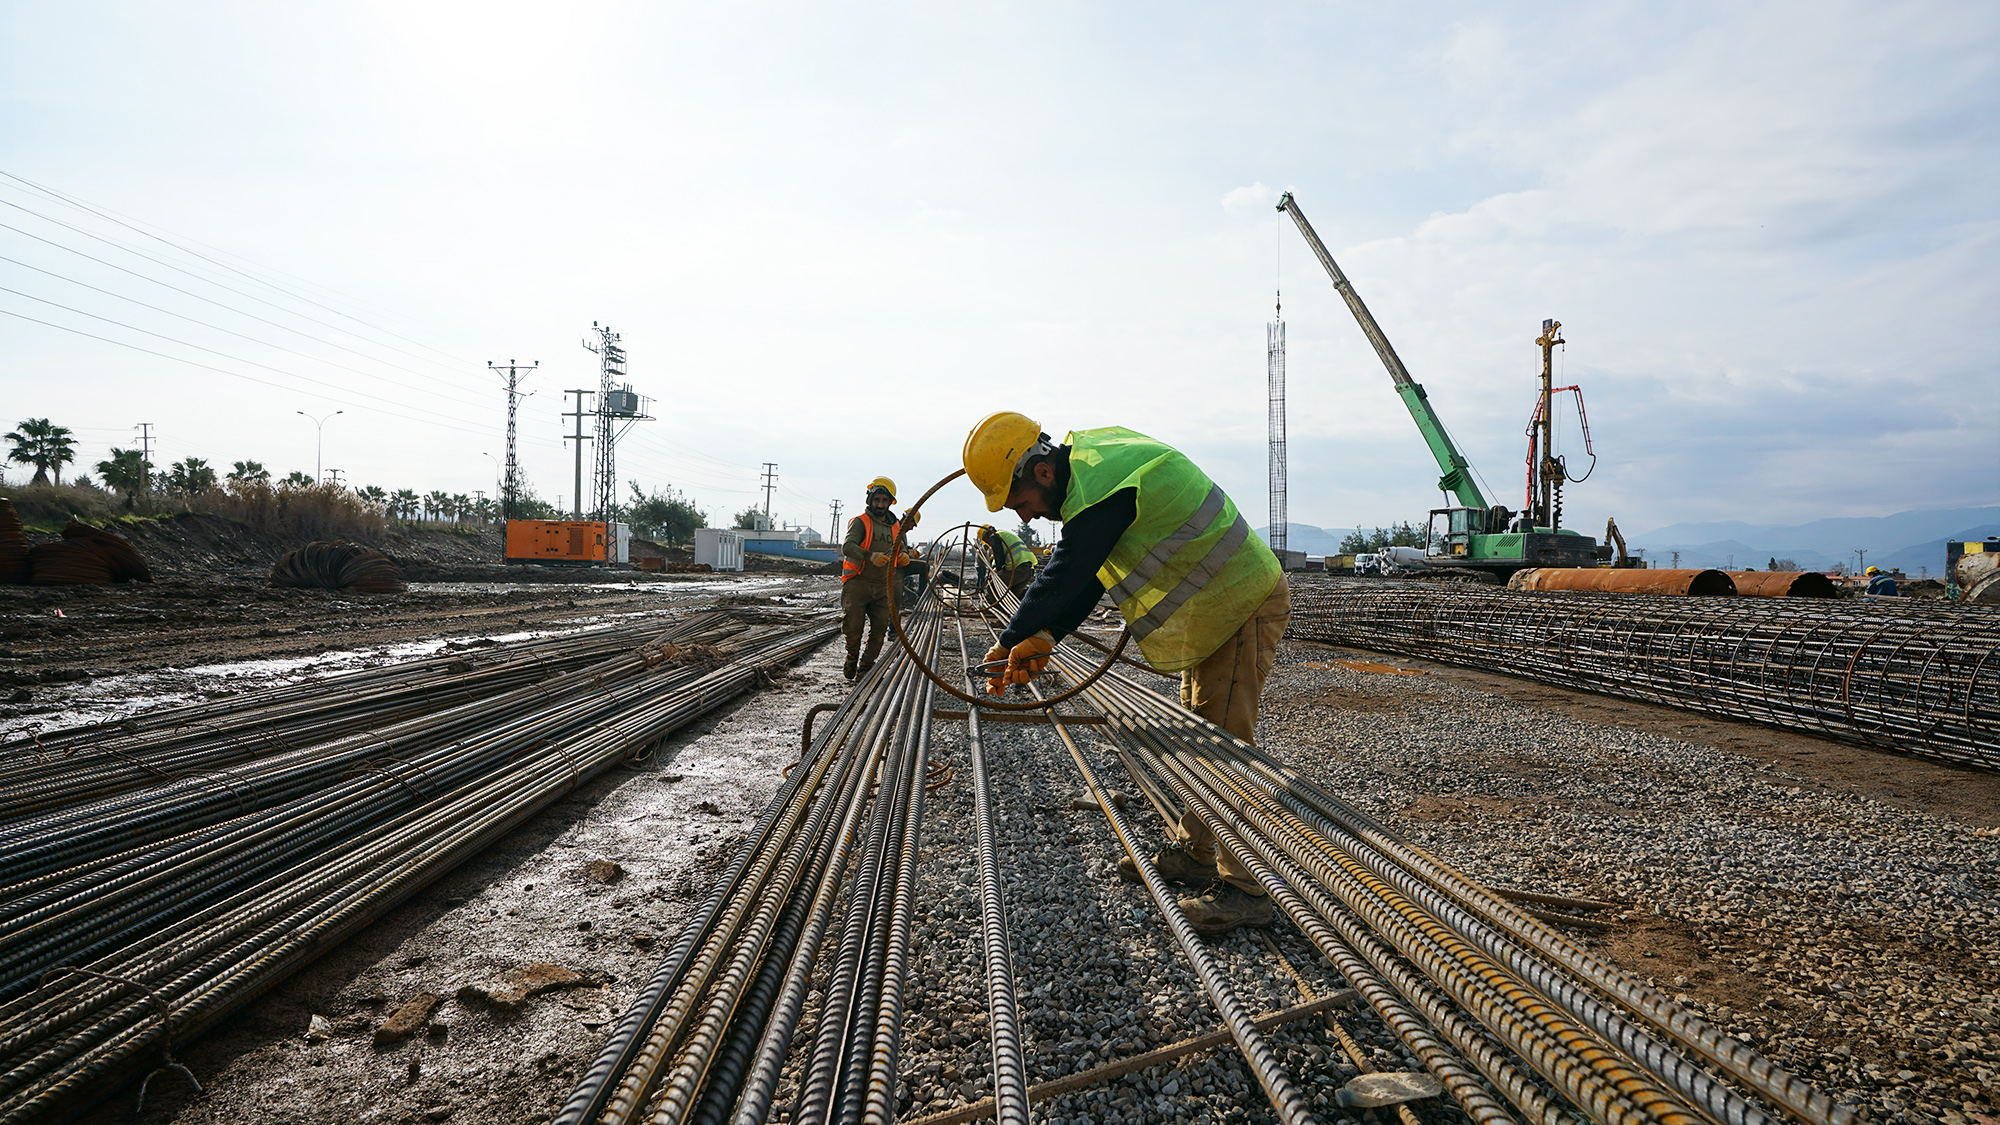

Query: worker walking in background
<box><xmin>962</xmin><ymin>412</ymin><xmax>1289</xmax><ymax>934</ymax></box>
<box><xmin>1865</xmin><ymin>565</ymin><xmax>1900</xmax><ymax>596</ymax></box>
<box><xmin>977</xmin><ymin>523</ymin><xmax>1038</xmax><ymax>596</ymax></box>
<box><xmin>840</xmin><ymin>476</ymin><xmax>914</xmax><ymax>680</ymax></box>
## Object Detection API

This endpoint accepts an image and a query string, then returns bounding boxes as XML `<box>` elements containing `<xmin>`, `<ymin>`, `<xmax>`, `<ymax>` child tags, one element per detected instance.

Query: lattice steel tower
<box><xmin>1267</xmin><ymin>293</ymin><xmax>1288</xmax><ymax>556</ymax></box>
<box><xmin>581</xmin><ymin>323</ymin><xmax>651</xmax><ymax>522</ymax></box>
<box><xmin>488</xmin><ymin>359</ymin><xmax>536</xmax><ymax>518</ymax></box>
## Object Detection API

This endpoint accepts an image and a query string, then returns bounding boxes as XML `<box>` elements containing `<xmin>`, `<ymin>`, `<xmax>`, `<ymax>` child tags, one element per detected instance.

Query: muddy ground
<box><xmin>4</xmin><ymin>546</ymin><xmax>1996</xmax><ymax>1124</ymax></box>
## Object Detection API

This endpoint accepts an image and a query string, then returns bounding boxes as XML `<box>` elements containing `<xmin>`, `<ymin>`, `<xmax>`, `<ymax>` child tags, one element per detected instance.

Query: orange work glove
<box><xmin>1002</xmin><ymin>630</ymin><xmax>1054</xmax><ymax>688</ymax></box>
<box><xmin>982</xmin><ymin>641</ymin><xmax>1010</xmax><ymax>695</ymax></box>
<box><xmin>869</xmin><ymin>552</ymin><xmax>890</xmax><ymax>567</ymax></box>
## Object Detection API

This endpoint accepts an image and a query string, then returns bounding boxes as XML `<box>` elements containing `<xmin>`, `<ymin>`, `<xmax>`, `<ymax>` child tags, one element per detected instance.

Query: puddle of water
<box><xmin>4</xmin><ymin>624</ymin><xmax>633</xmax><ymax>740</ymax></box>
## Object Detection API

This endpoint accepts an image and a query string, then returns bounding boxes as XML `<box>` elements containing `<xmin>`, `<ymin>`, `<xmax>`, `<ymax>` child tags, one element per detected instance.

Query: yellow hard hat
<box><xmin>1865</xmin><ymin>565</ymin><xmax>1880</xmax><ymax>575</ymax></box>
<box><xmin>963</xmin><ymin>412</ymin><xmax>1045</xmax><ymax>513</ymax></box>
<box><xmin>867</xmin><ymin>476</ymin><xmax>896</xmax><ymax>501</ymax></box>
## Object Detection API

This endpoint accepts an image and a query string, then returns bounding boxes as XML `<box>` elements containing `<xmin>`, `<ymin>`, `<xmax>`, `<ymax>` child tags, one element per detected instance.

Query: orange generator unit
<box><xmin>504</xmin><ymin>520</ymin><xmax>608</xmax><ymax>565</ymax></box>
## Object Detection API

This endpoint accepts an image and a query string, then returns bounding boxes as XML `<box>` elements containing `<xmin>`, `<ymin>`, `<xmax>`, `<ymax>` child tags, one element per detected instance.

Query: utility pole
<box><xmin>488</xmin><ymin>359</ymin><xmax>537</xmax><ymax>518</ymax></box>
<box><xmin>1855</xmin><ymin>548</ymin><xmax>1867</xmax><ymax>573</ymax></box>
<box><xmin>829</xmin><ymin>499</ymin><xmax>843</xmax><ymax>543</ymax></box>
<box><xmin>327</xmin><ymin>468</ymin><xmax>345</xmax><ymax>487</ymax></box>
<box><xmin>1671</xmin><ymin>550</ymin><xmax>1681</xmax><ymax>568</ymax></box>
<box><xmin>133</xmin><ymin>423</ymin><xmax>155</xmax><ymax>499</ymax></box>
<box><xmin>563</xmin><ymin>390</ymin><xmax>594</xmax><ymax>519</ymax></box>
<box><xmin>760</xmin><ymin>463</ymin><xmax>778</xmax><ymax>528</ymax></box>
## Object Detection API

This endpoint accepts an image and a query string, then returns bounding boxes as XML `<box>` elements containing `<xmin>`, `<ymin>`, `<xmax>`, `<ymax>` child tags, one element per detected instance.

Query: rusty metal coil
<box><xmin>268</xmin><ymin>540</ymin><xmax>406</xmax><ymax>594</ymax></box>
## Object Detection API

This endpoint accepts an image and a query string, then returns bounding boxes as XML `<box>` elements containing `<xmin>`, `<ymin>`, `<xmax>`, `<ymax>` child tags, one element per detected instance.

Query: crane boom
<box><xmin>1276</xmin><ymin>192</ymin><xmax>1487</xmax><ymax>510</ymax></box>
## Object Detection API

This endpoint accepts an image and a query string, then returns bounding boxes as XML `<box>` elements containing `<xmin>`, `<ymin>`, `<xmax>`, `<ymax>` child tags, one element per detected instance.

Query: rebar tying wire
<box><xmin>34</xmin><ymin>966</ymin><xmax>200</xmax><ymax>1114</ymax></box>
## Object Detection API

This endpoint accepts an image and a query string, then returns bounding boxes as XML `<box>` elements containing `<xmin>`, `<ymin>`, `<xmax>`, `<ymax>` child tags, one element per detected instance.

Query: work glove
<box><xmin>982</xmin><ymin>641</ymin><xmax>1011</xmax><ymax>696</ymax></box>
<box><xmin>869</xmin><ymin>552</ymin><xmax>891</xmax><ymax>567</ymax></box>
<box><xmin>993</xmin><ymin>630</ymin><xmax>1054</xmax><ymax>694</ymax></box>
<box><xmin>894</xmin><ymin>552</ymin><xmax>910</xmax><ymax>567</ymax></box>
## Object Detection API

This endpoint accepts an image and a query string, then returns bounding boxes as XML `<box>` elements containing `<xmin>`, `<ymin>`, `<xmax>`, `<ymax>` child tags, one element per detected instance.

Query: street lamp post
<box><xmin>296</xmin><ymin>410</ymin><xmax>343</xmax><ymax>483</ymax></box>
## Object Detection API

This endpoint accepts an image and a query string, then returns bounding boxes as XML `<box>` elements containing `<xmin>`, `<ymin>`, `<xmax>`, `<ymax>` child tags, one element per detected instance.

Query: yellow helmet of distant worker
<box><xmin>866</xmin><ymin>476</ymin><xmax>896</xmax><ymax>502</ymax></box>
<box><xmin>1865</xmin><ymin>565</ymin><xmax>1881</xmax><ymax>575</ymax></box>
<box><xmin>963</xmin><ymin>412</ymin><xmax>1047</xmax><ymax>513</ymax></box>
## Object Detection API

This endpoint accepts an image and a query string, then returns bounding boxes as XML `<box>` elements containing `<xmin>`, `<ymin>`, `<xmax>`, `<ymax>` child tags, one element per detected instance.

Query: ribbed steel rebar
<box><xmin>1048</xmin><ymin>636</ymin><xmax>1852</xmax><ymax>1125</ymax></box>
<box><xmin>1286</xmin><ymin>577</ymin><xmax>2000</xmax><ymax>767</ymax></box>
<box><xmin>0</xmin><ymin>609</ymin><xmax>835</xmax><ymax>1123</ymax></box>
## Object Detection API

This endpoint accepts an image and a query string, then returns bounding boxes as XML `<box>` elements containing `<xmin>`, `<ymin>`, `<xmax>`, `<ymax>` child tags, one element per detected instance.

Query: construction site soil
<box><xmin>3</xmin><ymin>525</ymin><xmax>1995</xmax><ymax>1125</ymax></box>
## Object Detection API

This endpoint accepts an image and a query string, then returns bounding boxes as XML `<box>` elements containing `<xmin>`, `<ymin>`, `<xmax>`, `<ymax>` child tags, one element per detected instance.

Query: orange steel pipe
<box><xmin>1508</xmin><ymin>568</ymin><xmax>1737</xmax><ymax>596</ymax></box>
<box><xmin>1724</xmin><ymin>571</ymin><xmax>1837</xmax><ymax>598</ymax></box>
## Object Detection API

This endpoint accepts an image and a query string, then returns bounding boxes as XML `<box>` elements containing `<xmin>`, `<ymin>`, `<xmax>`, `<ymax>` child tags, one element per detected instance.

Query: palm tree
<box><xmin>424</xmin><ymin>490</ymin><xmax>451</xmax><ymax>523</ymax></box>
<box><xmin>450</xmin><ymin>493</ymin><xmax>472</xmax><ymax>525</ymax></box>
<box><xmin>357</xmin><ymin>485</ymin><xmax>388</xmax><ymax>508</ymax></box>
<box><xmin>96</xmin><ymin>448</ymin><xmax>149</xmax><ymax>506</ymax></box>
<box><xmin>281</xmin><ymin>470</ymin><xmax>314</xmax><ymax>488</ymax></box>
<box><xmin>5</xmin><ymin>418</ymin><xmax>78</xmax><ymax>486</ymax></box>
<box><xmin>390</xmin><ymin>489</ymin><xmax>420</xmax><ymax>520</ymax></box>
<box><xmin>167</xmin><ymin>458</ymin><xmax>217</xmax><ymax>495</ymax></box>
<box><xmin>229</xmin><ymin>460</ymin><xmax>270</xmax><ymax>482</ymax></box>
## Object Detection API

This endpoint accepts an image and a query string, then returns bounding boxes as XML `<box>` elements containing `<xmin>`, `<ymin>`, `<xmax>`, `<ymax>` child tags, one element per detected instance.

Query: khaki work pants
<box><xmin>841</xmin><ymin>578</ymin><xmax>893</xmax><ymax>668</ymax></box>
<box><xmin>1174</xmin><ymin>579</ymin><xmax>1291</xmax><ymax>893</ymax></box>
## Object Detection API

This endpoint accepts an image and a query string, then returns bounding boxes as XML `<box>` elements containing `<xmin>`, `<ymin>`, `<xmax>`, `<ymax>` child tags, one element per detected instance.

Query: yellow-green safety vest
<box><xmin>994</xmin><ymin>528</ymin><xmax>1037</xmax><ymax>570</ymax></box>
<box><xmin>1059</xmin><ymin>427</ymin><xmax>1280</xmax><ymax>672</ymax></box>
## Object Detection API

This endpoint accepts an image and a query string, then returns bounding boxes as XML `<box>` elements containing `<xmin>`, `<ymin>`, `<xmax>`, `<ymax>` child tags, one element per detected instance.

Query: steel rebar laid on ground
<box><xmin>0</xmin><ymin>610</ymin><xmax>835</xmax><ymax>1124</ymax></box>
<box><xmin>1285</xmin><ymin>577</ymin><xmax>2000</xmax><ymax>769</ymax></box>
<box><xmin>0</xmin><ymin>616</ymin><xmax>718</xmax><ymax>820</ymax></box>
<box><xmin>1037</xmin><ymin>645</ymin><xmax>1854</xmax><ymax>1125</ymax></box>
<box><xmin>557</xmin><ymin>592</ymin><xmax>954</xmax><ymax>1125</ymax></box>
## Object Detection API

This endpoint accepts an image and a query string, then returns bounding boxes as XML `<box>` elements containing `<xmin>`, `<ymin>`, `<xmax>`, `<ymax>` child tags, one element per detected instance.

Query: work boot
<box><xmin>1117</xmin><ymin>842</ymin><xmax>1217</xmax><ymax>886</ymax></box>
<box><xmin>856</xmin><ymin>658</ymin><xmax>875</xmax><ymax>677</ymax></box>
<box><xmin>1179</xmin><ymin>883</ymin><xmax>1274</xmax><ymax>935</ymax></box>
<box><xmin>843</xmin><ymin>655</ymin><xmax>858</xmax><ymax>681</ymax></box>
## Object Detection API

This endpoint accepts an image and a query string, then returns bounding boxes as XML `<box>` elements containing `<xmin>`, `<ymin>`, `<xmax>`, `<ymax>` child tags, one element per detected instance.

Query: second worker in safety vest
<box><xmin>841</xmin><ymin>476</ymin><xmax>916</xmax><ymax>681</ymax></box>
<box><xmin>962</xmin><ymin>412</ymin><xmax>1290</xmax><ymax>935</ymax></box>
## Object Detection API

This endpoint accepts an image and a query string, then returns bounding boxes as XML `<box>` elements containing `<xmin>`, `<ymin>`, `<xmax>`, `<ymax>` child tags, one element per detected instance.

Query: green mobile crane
<box><xmin>1277</xmin><ymin>191</ymin><xmax>1603</xmax><ymax>578</ymax></box>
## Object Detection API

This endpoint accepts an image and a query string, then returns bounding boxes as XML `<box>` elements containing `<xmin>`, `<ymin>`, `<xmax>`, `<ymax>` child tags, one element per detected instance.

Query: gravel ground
<box><xmin>33</xmin><ymin>590</ymin><xmax>2000</xmax><ymax>1125</ymax></box>
<box><xmin>1258</xmin><ymin>642</ymin><xmax>2000</xmax><ymax>1125</ymax></box>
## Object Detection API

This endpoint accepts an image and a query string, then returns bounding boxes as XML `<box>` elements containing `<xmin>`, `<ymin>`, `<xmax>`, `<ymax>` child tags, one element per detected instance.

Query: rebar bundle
<box><xmin>1285</xmin><ymin>577</ymin><xmax>2000</xmax><ymax>770</ymax></box>
<box><xmin>561</xmin><ymin>561</ymin><xmax>1850</xmax><ymax>1125</ymax></box>
<box><xmin>0</xmin><ymin>608</ymin><xmax>835</xmax><ymax>1123</ymax></box>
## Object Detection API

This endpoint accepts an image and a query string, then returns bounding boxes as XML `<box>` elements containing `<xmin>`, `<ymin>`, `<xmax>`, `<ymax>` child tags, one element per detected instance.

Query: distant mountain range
<box><xmin>1253</xmin><ymin>523</ymin><xmax>1366</xmax><ymax>556</ymax></box>
<box><xmin>1628</xmin><ymin>507</ymin><xmax>1999</xmax><ymax>575</ymax></box>
<box><xmin>1254</xmin><ymin>509</ymin><xmax>2000</xmax><ymax>575</ymax></box>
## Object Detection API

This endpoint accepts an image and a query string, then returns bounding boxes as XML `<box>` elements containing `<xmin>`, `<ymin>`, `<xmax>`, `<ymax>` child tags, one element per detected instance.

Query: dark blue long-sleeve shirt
<box><xmin>996</xmin><ymin>487</ymin><xmax>1136</xmax><ymax>648</ymax></box>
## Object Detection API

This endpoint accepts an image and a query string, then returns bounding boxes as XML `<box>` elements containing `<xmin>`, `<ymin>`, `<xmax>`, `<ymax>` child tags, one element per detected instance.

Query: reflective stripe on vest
<box><xmin>996</xmin><ymin>528</ymin><xmax>1037</xmax><ymax>569</ymax></box>
<box><xmin>841</xmin><ymin>515</ymin><xmax>874</xmax><ymax>582</ymax></box>
<box><xmin>1059</xmin><ymin>427</ymin><xmax>1280</xmax><ymax>672</ymax></box>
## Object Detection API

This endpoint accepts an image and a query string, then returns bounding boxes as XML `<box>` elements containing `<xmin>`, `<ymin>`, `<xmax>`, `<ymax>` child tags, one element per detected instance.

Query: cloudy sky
<box><xmin>3</xmin><ymin>1</ymin><xmax>1995</xmax><ymax>541</ymax></box>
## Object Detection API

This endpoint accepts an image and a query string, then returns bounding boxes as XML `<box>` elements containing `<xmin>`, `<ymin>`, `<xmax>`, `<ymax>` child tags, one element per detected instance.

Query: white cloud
<box><xmin>1221</xmin><ymin>182</ymin><xmax>1275</xmax><ymax>214</ymax></box>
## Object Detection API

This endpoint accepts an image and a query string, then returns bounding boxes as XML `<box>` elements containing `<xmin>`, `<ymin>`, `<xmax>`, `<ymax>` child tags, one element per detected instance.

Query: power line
<box><xmin>0</xmin><ymin>198</ymin><xmax>473</xmax><ymax>381</ymax></box>
<box><xmin>0</xmin><ymin>306</ymin><xmax>497</xmax><ymax>439</ymax></box>
<box><xmin>0</xmin><ymin>252</ymin><xmax>490</xmax><ymax>412</ymax></box>
<box><xmin>0</xmin><ymin>169</ymin><xmax>480</xmax><ymax>366</ymax></box>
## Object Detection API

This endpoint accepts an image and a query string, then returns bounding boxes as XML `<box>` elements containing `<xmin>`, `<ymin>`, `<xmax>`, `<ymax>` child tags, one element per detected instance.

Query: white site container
<box><xmin>611</xmin><ymin>522</ymin><xmax>633</xmax><ymax>564</ymax></box>
<box><xmin>695</xmin><ymin>528</ymin><xmax>745</xmax><ymax>571</ymax></box>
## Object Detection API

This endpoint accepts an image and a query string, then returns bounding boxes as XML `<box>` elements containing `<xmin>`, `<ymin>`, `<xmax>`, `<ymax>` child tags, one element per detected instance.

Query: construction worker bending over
<box><xmin>840</xmin><ymin>476</ymin><xmax>916</xmax><ymax>680</ymax></box>
<box><xmin>1865</xmin><ymin>565</ymin><xmax>1899</xmax><ymax>596</ymax></box>
<box><xmin>977</xmin><ymin>523</ymin><xmax>1038</xmax><ymax>597</ymax></box>
<box><xmin>962</xmin><ymin>413</ymin><xmax>1290</xmax><ymax>935</ymax></box>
